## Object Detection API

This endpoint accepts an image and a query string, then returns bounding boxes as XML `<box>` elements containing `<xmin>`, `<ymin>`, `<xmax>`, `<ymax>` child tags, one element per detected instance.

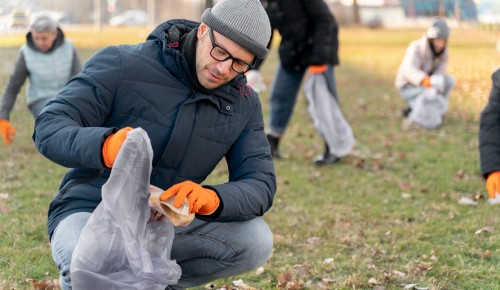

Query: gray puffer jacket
<box><xmin>33</xmin><ymin>19</ymin><xmax>276</xmax><ymax>239</ymax></box>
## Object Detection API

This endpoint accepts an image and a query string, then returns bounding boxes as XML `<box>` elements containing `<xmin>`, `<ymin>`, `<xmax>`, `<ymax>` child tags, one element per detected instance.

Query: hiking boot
<box><xmin>314</xmin><ymin>143</ymin><xmax>340</xmax><ymax>166</ymax></box>
<box><xmin>266</xmin><ymin>134</ymin><xmax>281</xmax><ymax>159</ymax></box>
<box><xmin>402</xmin><ymin>106</ymin><xmax>412</xmax><ymax>118</ymax></box>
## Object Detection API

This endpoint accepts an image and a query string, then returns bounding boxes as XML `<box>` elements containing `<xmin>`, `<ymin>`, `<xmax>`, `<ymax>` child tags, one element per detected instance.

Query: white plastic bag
<box><xmin>408</xmin><ymin>87</ymin><xmax>448</xmax><ymax>129</ymax></box>
<box><xmin>71</xmin><ymin>128</ymin><xmax>181</xmax><ymax>290</ymax></box>
<box><xmin>245</xmin><ymin>70</ymin><xmax>266</xmax><ymax>93</ymax></box>
<box><xmin>430</xmin><ymin>74</ymin><xmax>445</xmax><ymax>93</ymax></box>
<box><xmin>304</xmin><ymin>73</ymin><xmax>355</xmax><ymax>157</ymax></box>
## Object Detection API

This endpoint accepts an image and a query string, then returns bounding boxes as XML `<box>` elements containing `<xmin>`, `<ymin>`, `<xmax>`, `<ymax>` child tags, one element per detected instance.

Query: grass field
<box><xmin>0</xmin><ymin>25</ymin><xmax>499</xmax><ymax>289</ymax></box>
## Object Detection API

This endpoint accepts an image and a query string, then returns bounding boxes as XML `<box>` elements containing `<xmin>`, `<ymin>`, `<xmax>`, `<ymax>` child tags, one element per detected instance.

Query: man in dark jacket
<box><xmin>32</xmin><ymin>0</ymin><xmax>276</xmax><ymax>289</ymax></box>
<box><xmin>257</xmin><ymin>0</ymin><xmax>344</xmax><ymax>165</ymax></box>
<box><xmin>480</xmin><ymin>68</ymin><xmax>500</xmax><ymax>205</ymax></box>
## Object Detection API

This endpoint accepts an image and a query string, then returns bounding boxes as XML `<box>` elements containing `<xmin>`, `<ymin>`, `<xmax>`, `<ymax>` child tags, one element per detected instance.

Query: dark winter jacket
<box><xmin>260</xmin><ymin>0</ymin><xmax>339</xmax><ymax>71</ymax></box>
<box><xmin>33</xmin><ymin>19</ymin><xmax>276</xmax><ymax>239</ymax></box>
<box><xmin>480</xmin><ymin>68</ymin><xmax>500</xmax><ymax>178</ymax></box>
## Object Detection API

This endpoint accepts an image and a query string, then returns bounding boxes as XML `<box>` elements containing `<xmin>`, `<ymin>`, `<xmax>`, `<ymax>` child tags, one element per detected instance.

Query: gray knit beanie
<box><xmin>201</xmin><ymin>0</ymin><xmax>271</xmax><ymax>59</ymax></box>
<box><xmin>427</xmin><ymin>18</ymin><xmax>450</xmax><ymax>39</ymax></box>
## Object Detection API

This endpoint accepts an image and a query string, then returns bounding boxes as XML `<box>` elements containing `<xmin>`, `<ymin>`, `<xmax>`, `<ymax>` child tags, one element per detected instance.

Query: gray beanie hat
<box><xmin>201</xmin><ymin>0</ymin><xmax>271</xmax><ymax>59</ymax></box>
<box><xmin>427</xmin><ymin>18</ymin><xmax>450</xmax><ymax>39</ymax></box>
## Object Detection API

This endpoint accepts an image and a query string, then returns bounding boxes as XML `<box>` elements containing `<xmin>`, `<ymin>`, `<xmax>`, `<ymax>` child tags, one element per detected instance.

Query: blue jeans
<box><xmin>51</xmin><ymin>212</ymin><xmax>273</xmax><ymax>290</ymax></box>
<box><xmin>268</xmin><ymin>64</ymin><xmax>338</xmax><ymax>135</ymax></box>
<box><xmin>399</xmin><ymin>75</ymin><xmax>455</xmax><ymax>108</ymax></box>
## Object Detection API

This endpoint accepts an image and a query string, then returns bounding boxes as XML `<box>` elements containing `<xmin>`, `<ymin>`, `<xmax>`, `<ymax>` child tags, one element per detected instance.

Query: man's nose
<box><xmin>217</xmin><ymin>59</ymin><xmax>232</xmax><ymax>74</ymax></box>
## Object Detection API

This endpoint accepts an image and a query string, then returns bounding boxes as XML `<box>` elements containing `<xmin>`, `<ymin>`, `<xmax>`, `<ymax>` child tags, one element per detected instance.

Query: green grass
<box><xmin>1</xmin><ymin>26</ymin><xmax>500</xmax><ymax>289</ymax></box>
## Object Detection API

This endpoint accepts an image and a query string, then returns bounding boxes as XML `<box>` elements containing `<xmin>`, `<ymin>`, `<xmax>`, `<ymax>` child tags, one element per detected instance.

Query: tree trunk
<box><xmin>353</xmin><ymin>0</ymin><xmax>360</xmax><ymax>24</ymax></box>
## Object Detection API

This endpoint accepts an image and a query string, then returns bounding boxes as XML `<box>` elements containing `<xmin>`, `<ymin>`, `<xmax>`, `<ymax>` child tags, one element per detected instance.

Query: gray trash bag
<box><xmin>304</xmin><ymin>73</ymin><xmax>355</xmax><ymax>157</ymax></box>
<box><xmin>70</xmin><ymin>128</ymin><xmax>181</xmax><ymax>290</ymax></box>
<box><xmin>408</xmin><ymin>87</ymin><xmax>448</xmax><ymax>129</ymax></box>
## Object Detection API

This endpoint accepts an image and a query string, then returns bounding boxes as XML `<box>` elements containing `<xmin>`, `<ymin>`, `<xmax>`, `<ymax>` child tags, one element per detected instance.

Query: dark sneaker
<box><xmin>314</xmin><ymin>142</ymin><xmax>340</xmax><ymax>166</ymax></box>
<box><xmin>266</xmin><ymin>134</ymin><xmax>282</xmax><ymax>159</ymax></box>
<box><xmin>402</xmin><ymin>106</ymin><xmax>412</xmax><ymax>118</ymax></box>
<box><xmin>314</xmin><ymin>152</ymin><xmax>340</xmax><ymax>166</ymax></box>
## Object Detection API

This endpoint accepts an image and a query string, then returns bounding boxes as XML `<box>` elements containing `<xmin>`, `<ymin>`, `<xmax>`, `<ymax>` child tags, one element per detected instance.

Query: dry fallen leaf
<box><xmin>0</xmin><ymin>203</ymin><xmax>10</xmax><ymax>214</ymax></box>
<box><xmin>277</xmin><ymin>272</ymin><xmax>293</xmax><ymax>288</ymax></box>
<box><xmin>345</xmin><ymin>276</ymin><xmax>354</xmax><ymax>287</ymax></box>
<box><xmin>323</xmin><ymin>257</ymin><xmax>334</xmax><ymax>263</ymax></box>
<box><xmin>232</xmin><ymin>279</ymin><xmax>255</xmax><ymax>290</ymax></box>
<box><xmin>286</xmin><ymin>282</ymin><xmax>304</xmax><ymax>290</ymax></box>
<box><xmin>458</xmin><ymin>196</ymin><xmax>478</xmax><ymax>206</ymax></box>
<box><xmin>321</xmin><ymin>278</ymin><xmax>335</xmax><ymax>285</ymax></box>
<box><xmin>454</xmin><ymin>169</ymin><xmax>465</xmax><ymax>179</ymax></box>
<box><xmin>475</xmin><ymin>226</ymin><xmax>496</xmax><ymax>235</ymax></box>
<box><xmin>353</xmin><ymin>157</ymin><xmax>366</xmax><ymax>169</ymax></box>
<box><xmin>255</xmin><ymin>266</ymin><xmax>265</xmax><ymax>275</ymax></box>
<box><xmin>482</xmin><ymin>250</ymin><xmax>492</xmax><ymax>259</ymax></box>
<box><xmin>306</xmin><ymin>236</ymin><xmax>321</xmax><ymax>245</ymax></box>
<box><xmin>27</xmin><ymin>279</ymin><xmax>60</xmax><ymax>290</ymax></box>
<box><xmin>293</xmin><ymin>264</ymin><xmax>311</xmax><ymax>276</ymax></box>
<box><xmin>400</xmin><ymin>182</ymin><xmax>413</xmax><ymax>191</ymax></box>
<box><xmin>392</xmin><ymin>270</ymin><xmax>406</xmax><ymax>277</ymax></box>
<box><xmin>368</xmin><ymin>277</ymin><xmax>381</xmax><ymax>285</ymax></box>
<box><xmin>372</xmin><ymin>161</ymin><xmax>385</xmax><ymax>171</ymax></box>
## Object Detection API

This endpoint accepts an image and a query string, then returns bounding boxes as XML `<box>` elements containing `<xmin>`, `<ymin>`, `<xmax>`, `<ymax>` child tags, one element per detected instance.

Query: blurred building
<box><xmin>400</xmin><ymin>0</ymin><xmax>477</xmax><ymax>20</ymax></box>
<box><xmin>327</xmin><ymin>0</ymin><xmax>479</xmax><ymax>27</ymax></box>
<box><xmin>1</xmin><ymin>0</ymin><xmax>489</xmax><ymax>29</ymax></box>
<box><xmin>3</xmin><ymin>0</ymin><xmax>214</xmax><ymax>25</ymax></box>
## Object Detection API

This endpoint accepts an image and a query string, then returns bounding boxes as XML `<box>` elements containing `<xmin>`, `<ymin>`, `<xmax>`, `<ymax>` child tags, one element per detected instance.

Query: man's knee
<box><xmin>237</xmin><ymin>219</ymin><xmax>273</xmax><ymax>268</ymax></box>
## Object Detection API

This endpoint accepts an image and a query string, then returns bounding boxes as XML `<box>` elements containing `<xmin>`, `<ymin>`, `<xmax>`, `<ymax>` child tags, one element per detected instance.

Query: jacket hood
<box><xmin>26</xmin><ymin>27</ymin><xmax>65</xmax><ymax>53</ymax></box>
<box><xmin>147</xmin><ymin>19</ymin><xmax>199</xmax><ymax>45</ymax></box>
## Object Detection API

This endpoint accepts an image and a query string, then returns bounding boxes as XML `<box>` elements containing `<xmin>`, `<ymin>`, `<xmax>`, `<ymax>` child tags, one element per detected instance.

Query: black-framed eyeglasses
<box><xmin>208</xmin><ymin>28</ymin><xmax>254</xmax><ymax>74</ymax></box>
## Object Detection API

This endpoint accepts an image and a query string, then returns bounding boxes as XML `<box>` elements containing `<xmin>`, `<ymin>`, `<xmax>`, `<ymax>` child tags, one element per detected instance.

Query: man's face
<box><xmin>430</xmin><ymin>38</ymin><xmax>447</xmax><ymax>53</ymax></box>
<box><xmin>32</xmin><ymin>30</ymin><xmax>57</xmax><ymax>52</ymax></box>
<box><xmin>195</xmin><ymin>23</ymin><xmax>255</xmax><ymax>90</ymax></box>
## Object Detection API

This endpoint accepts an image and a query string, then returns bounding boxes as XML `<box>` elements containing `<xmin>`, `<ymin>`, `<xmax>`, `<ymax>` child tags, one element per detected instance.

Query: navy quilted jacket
<box><xmin>33</xmin><ymin>19</ymin><xmax>276</xmax><ymax>239</ymax></box>
<box><xmin>480</xmin><ymin>68</ymin><xmax>500</xmax><ymax>178</ymax></box>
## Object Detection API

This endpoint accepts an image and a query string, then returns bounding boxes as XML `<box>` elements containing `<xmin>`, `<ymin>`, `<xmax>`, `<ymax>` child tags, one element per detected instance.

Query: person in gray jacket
<box><xmin>395</xmin><ymin>18</ymin><xmax>455</xmax><ymax>118</ymax></box>
<box><xmin>32</xmin><ymin>0</ymin><xmax>276</xmax><ymax>289</ymax></box>
<box><xmin>0</xmin><ymin>15</ymin><xmax>81</xmax><ymax>145</ymax></box>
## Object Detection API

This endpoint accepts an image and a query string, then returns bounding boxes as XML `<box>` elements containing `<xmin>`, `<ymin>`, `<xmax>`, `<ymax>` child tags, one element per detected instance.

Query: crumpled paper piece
<box><xmin>148</xmin><ymin>185</ymin><xmax>195</xmax><ymax>226</ymax></box>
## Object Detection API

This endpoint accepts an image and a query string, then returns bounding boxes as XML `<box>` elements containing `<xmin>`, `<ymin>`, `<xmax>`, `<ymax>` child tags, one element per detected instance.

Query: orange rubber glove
<box><xmin>102</xmin><ymin>127</ymin><xmax>133</xmax><ymax>168</ymax></box>
<box><xmin>309</xmin><ymin>64</ymin><xmax>328</xmax><ymax>74</ymax></box>
<box><xmin>0</xmin><ymin>119</ymin><xmax>16</xmax><ymax>145</ymax></box>
<box><xmin>486</xmin><ymin>171</ymin><xmax>500</xmax><ymax>199</ymax></box>
<box><xmin>421</xmin><ymin>76</ymin><xmax>432</xmax><ymax>88</ymax></box>
<box><xmin>160</xmin><ymin>181</ymin><xmax>220</xmax><ymax>215</ymax></box>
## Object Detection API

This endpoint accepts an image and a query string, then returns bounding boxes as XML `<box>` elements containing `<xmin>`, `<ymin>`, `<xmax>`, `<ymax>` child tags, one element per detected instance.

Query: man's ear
<box><xmin>198</xmin><ymin>23</ymin><xmax>208</xmax><ymax>39</ymax></box>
